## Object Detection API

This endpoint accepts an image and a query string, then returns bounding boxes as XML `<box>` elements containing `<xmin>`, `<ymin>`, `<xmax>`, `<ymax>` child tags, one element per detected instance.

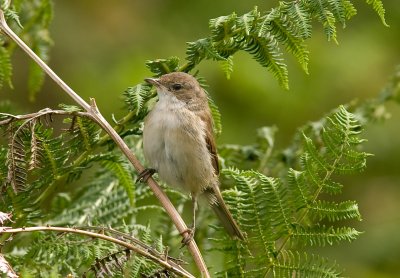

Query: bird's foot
<box><xmin>180</xmin><ymin>226</ymin><xmax>195</xmax><ymax>247</ymax></box>
<box><xmin>136</xmin><ymin>168</ymin><xmax>156</xmax><ymax>183</ymax></box>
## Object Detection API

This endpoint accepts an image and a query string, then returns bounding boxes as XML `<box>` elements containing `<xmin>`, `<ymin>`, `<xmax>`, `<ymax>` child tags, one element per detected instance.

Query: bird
<box><xmin>139</xmin><ymin>72</ymin><xmax>244</xmax><ymax>242</ymax></box>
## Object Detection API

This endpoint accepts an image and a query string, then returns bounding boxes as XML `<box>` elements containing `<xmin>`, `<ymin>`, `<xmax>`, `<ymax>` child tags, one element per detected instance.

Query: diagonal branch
<box><xmin>0</xmin><ymin>226</ymin><xmax>194</xmax><ymax>278</ymax></box>
<box><xmin>0</xmin><ymin>9</ymin><xmax>210</xmax><ymax>278</ymax></box>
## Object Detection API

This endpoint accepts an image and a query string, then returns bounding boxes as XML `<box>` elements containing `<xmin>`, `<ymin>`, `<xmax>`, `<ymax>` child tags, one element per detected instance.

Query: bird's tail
<box><xmin>204</xmin><ymin>185</ymin><xmax>245</xmax><ymax>240</ymax></box>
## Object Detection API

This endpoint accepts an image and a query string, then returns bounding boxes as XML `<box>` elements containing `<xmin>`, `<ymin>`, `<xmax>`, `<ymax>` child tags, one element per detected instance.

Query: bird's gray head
<box><xmin>145</xmin><ymin>72</ymin><xmax>207</xmax><ymax>104</ymax></box>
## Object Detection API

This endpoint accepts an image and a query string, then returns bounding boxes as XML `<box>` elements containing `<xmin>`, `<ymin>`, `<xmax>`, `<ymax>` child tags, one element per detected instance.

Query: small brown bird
<box><xmin>140</xmin><ymin>72</ymin><xmax>244</xmax><ymax>241</ymax></box>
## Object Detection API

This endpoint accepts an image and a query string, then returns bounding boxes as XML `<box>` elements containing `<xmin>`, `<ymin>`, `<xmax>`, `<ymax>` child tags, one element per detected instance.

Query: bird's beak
<box><xmin>144</xmin><ymin>78</ymin><xmax>160</xmax><ymax>87</ymax></box>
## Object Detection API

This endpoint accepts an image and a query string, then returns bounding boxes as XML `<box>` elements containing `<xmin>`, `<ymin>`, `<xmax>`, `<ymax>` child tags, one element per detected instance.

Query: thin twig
<box><xmin>0</xmin><ymin>226</ymin><xmax>194</xmax><ymax>278</ymax></box>
<box><xmin>0</xmin><ymin>9</ymin><xmax>210</xmax><ymax>277</ymax></box>
<box><xmin>0</xmin><ymin>109</ymin><xmax>92</xmax><ymax>125</ymax></box>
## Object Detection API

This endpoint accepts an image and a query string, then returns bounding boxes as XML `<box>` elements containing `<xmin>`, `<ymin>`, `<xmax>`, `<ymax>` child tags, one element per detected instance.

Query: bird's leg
<box><xmin>136</xmin><ymin>168</ymin><xmax>156</xmax><ymax>183</ymax></box>
<box><xmin>181</xmin><ymin>195</ymin><xmax>197</xmax><ymax>246</ymax></box>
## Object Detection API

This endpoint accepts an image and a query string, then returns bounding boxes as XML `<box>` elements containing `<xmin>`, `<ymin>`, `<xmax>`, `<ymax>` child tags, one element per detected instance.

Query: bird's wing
<box><xmin>196</xmin><ymin>107</ymin><xmax>219</xmax><ymax>175</ymax></box>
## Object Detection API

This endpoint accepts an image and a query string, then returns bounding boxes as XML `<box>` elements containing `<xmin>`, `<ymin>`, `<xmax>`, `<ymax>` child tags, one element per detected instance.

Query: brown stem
<box><xmin>0</xmin><ymin>226</ymin><xmax>194</xmax><ymax>278</ymax></box>
<box><xmin>0</xmin><ymin>9</ymin><xmax>210</xmax><ymax>278</ymax></box>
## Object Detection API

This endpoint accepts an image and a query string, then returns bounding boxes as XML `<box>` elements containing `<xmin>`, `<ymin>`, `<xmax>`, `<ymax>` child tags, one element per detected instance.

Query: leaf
<box><xmin>101</xmin><ymin>158</ymin><xmax>135</xmax><ymax>205</ymax></box>
<box><xmin>123</xmin><ymin>83</ymin><xmax>153</xmax><ymax>115</ymax></box>
<box><xmin>366</xmin><ymin>0</ymin><xmax>389</xmax><ymax>27</ymax></box>
<box><xmin>242</xmin><ymin>34</ymin><xmax>289</xmax><ymax>89</ymax></box>
<box><xmin>309</xmin><ymin>200</ymin><xmax>361</xmax><ymax>222</ymax></box>
<box><xmin>272</xmin><ymin>251</ymin><xmax>341</xmax><ymax>278</ymax></box>
<box><xmin>292</xmin><ymin>225</ymin><xmax>361</xmax><ymax>247</ymax></box>
<box><xmin>145</xmin><ymin>56</ymin><xmax>180</xmax><ymax>76</ymax></box>
<box><xmin>219</xmin><ymin>55</ymin><xmax>234</xmax><ymax>79</ymax></box>
<box><xmin>185</xmin><ymin>38</ymin><xmax>226</xmax><ymax>70</ymax></box>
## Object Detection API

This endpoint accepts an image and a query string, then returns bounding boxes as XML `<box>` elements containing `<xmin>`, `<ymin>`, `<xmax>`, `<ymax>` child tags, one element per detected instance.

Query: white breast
<box><xmin>143</xmin><ymin>94</ymin><xmax>215</xmax><ymax>195</ymax></box>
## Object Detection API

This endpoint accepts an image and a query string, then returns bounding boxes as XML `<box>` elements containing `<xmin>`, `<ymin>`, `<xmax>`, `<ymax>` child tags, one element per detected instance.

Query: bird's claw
<box><xmin>136</xmin><ymin>168</ymin><xmax>156</xmax><ymax>183</ymax></box>
<box><xmin>180</xmin><ymin>227</ymin><xmax>195</xmax><ymax>247</ymax></box>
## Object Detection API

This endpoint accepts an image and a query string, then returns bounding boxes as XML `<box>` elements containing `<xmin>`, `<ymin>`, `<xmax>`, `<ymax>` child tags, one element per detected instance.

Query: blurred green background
<box><xmin>5</xmin><ymin>1</ymin><xmax>400</xmax><ymax>277</ymax></box>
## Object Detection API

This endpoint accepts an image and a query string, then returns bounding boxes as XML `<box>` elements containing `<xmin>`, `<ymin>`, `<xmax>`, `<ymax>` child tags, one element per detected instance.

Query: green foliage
<box><xmin>0</xmin><ymin>0</ymin><xmax>53</xmax><ymax>98</ymax></box>
<box><xmin>123</xmin><ymin>83</ymin><xmax>153</xmax><ymax>116</ymax></box>
<box><xmin>8</xmin><ymin>225</ymin><xmax>170</xmax><ymax>277</ymax></box>
<box><xmin>180</xmin><ymin>0</ymin><xmax>387</xmax><ymax>89</ymax></box>
<box><xmin>212</xmin><ymin>106</ymin><xmax>368</xmax><ymax>276</ymax></box>
<box><xmin>145</xmin><ymin>56</ymin><xmax>180</xmax><ymax>76</ymax></box>
<box><xmin>366</xmin><ymin>0</ymin><xmax>389</xmax><ymax>26</ymax></box>
<box><xmin>0</xmin><ymin>0</ymin><xmax>394</xmax><ymax>277</ymax></box>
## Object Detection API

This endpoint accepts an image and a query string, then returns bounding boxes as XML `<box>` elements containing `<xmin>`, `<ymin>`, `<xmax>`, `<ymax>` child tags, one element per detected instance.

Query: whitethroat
<box><xmin>139</xmin><ymin>72</ymin><xmax>245</xmax><ymax>242</ymax></box>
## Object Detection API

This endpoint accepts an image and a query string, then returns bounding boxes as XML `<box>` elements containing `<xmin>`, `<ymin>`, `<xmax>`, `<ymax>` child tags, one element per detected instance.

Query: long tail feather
<box><xmin>205</xmin><ymin>185</ymin><xmax>245</xmax><ymax>240</ymax></box>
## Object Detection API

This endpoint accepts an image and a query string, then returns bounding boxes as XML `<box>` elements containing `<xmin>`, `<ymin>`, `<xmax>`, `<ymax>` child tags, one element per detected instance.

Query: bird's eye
<box><xmin>171</xmin><ymin>83</ymin><xmax>183</xmax><ymax>91</ymax></box>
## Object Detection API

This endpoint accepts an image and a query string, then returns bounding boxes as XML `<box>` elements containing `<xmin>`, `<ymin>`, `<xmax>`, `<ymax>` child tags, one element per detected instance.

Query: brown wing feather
<box><xmin>205</xmin><ymin>129</ymin><xmax>219</xmax><ymax>175</ymax></box>
<box><xmin>196</xmin><ymin>107</ymin><xmax>219</xmax><ymax>175</ymax></box>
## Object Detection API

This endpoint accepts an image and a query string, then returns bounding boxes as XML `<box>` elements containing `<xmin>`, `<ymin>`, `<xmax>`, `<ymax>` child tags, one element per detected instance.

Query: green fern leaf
<box><xmin>309</xmin><ymin>200</ymin><xmax>361</xmax><ymax>221</ymax></box>
<box><xmin>209</xmin><ymin>12</ymin><xmax>237</xmax><ymax>41</ymax></box>
<box><xmin>327</xmin><ymin>0</ymin><xmax>346</xmax><ymax>27</ymax></box>
<box><xmin>185</xmin><ymin>38</ymin><xmax>226</xmax><ymax>71</ymax></box>
<box><xmin>292</xmin><ymin>224</ymin><xmax>361</xmax><ymax>247</ymax></box>
<box><xmin>266</xmin><ymin>7</ymin><xmax>310</xmax><ymax>73</ymax></box>
<box><xmin>3</xmin><ymin>6</ymin><xmax>23</xmax><ymax>28</ymax></box>
<box><xmin>242</xmin><ymin>34</ymin><xmax>289</xmax><ymax>89</ymax></box>
<box><xmin>124</xmin><ymin>83</ymin><xmax>153</xmax><ymax>115</ymax></box>
<box><xmin>366</xmin><ymin>0</ymin><xmax>389</xmax><ymax>27</ymax></box>
<box><xmin>145</xmin><ymin>56</ymin><xmax>180</xmax><ymax>76</ymax></box>
<box><xmin>285</xmin><ymin>1</ymin><xmax>312</xmax><ymax>39</ymax></box>
<box><xmin>272</xmin><ymin>251</ymin><xmax>341</xmax><ymax>277</ymax></box>
<box><xmin>343</xmin><ymin>0</ymin><xmax>357</xmax><ymax>20</ymax></box>
<box><xmin>219</xmin><ymin>55</ymin><xmax>234</xmax><ymax>79</ymax></box>
<box><xmin>101</xmin><ymin>158</ymin><xmax>135</xmax><ymax>205</ymax></box>
<box><xmin>312</xmin><ymin>1</ymin><xmax>338</xmax><ymax>43</ymax></box>
<box><xmin>237</xmin><ymin>7</ymin><xmax>259</xmax><ymax>36</ymax></box>
<box><xmin>222</xmin><ymin>169</ymin><xmax>291</xmax><ymax>240</ymax></box>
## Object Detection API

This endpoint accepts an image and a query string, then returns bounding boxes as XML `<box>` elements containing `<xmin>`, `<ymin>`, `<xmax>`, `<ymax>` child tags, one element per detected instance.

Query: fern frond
<box><xmin>343</xmin><ymin>0</ymin><xmax>357</xmax><ymax>20</ymax></box>
<box><xmin>308</xmin><ymin>200</ymin><xmax>361</xmax><ymax>222</ymax></box>
<box><xmin>272</xmin><ymin>251</ymin><xmax>341</xmax><ymax>278</ymax></box>
<box><xmin>285</xmin><ymin>1</ymin><xmax>312</xmax><ymax>39</ymax></box>
<box><xmin>185</xmin><ymin>38</ymin><xmax>227</xmax><ymax>71</ymax></box>
<box><xmin>2</xmin><ymin>6</ymin><xmax>23</xmax><ymax>28</ymax></box>
<box><xmin>267</xmin><ymin>4</ymin><xmax>310</xmax><ymax>72</ymax></box>
<box><xmin>292</xmin><ymin>224</ymin><xmax>361</xmax><ymax>247</ymax></box>
<box><xmin>6</xmin><ymin>124</ymin><xmax>28</xmax><ymax>192</ymax></box>
<box><xmin>219</xmin><ymin>55</ymin><xmax>234</xmax><ymax>79</ymax></box>
<box><xmin>101</xmin><ymin>157</ymin><xmax>135</xmax><ymax>205</ymax></box>
<box><xmin>28</xmin><ymin>120</ymin><xmax>42</xmax><ymax>170</ymax></box>
<box><xmin>222</xmin><ymin>169</ymin><xmax>291</xmax><ymax>245</ymax></box>
<box><xmin>124</xmin><ymin>83</ymin><xmax>153</xmax><ymax>116</ymax></box>
<box><xmin>146</xmin><ymin>1</ymin><xmax>390</xmax><ymax>88</ymax></box>
<box><xmin>327</xmin><ymin>0</ymin><xmax>346</xmax><ymax>27</ymax></box>
<box><xmin>242</xmin><ymin>34</ymin><xmax>289</xmax><ymax>89</ymax></box>
<box><xmin>312</xmin><ymin>1</ymin><xmax>338</xmax><ymax>43</ymax></box>
<box><xmin>209</xmin><ymin>12</ymin><xmax>238</xmax><ymax>42</ymax></box>
<box><xmin>365</xmin><ymin>0</ymin><xmax>388</xmax><ymax>27</ymax></box>
<box><xmin>145</xmin><ymin>56</ymin><xmax>180</xmax><ymax>76</ymax></box>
